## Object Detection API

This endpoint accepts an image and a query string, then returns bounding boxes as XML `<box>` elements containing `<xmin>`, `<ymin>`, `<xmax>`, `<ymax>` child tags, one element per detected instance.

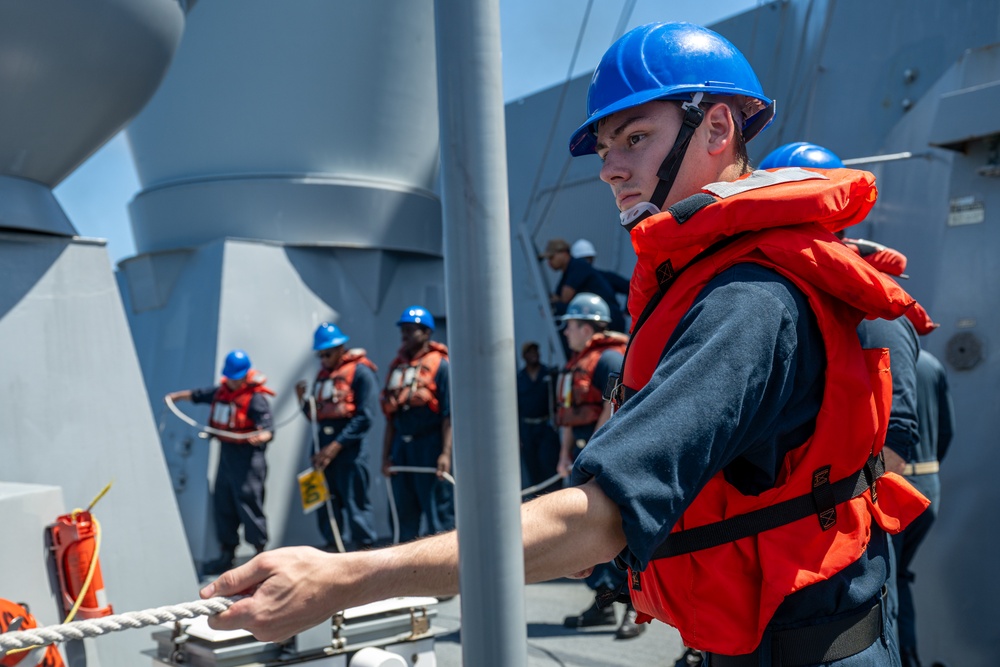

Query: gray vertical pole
<box><xmin>433</xmin><ymin>0</ymin><xmax>529</xmax><ymax>665</ymax></box>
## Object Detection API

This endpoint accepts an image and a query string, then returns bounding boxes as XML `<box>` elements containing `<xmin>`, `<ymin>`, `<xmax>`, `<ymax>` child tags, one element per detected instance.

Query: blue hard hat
<box><xmin>758</xmin><ymin>142</ymin><xmax>845</xmax><ymax>169</ymax></box>
<box><xmin>397</xmin><ymin>305</ymin><xmax>435</xmax><ymax>331</ymax></box>
<box><xmin>557</xmin><ymin>293</ymin><xmax>611</xmax><ymax>324</ymax></box>
<box><xmin>221</xmin><ymin>349</ymin><xmax>252</xmax><ymax>379</ymax></box>
<box><xmin>569</xmin><ymin>22</ymin><xmax>775</xmax><ymax>157</ymax></box>
<box><xmin>313</xmin><ymin>322</ymin><xmax>349</xmax><ymax>351</ymax></box>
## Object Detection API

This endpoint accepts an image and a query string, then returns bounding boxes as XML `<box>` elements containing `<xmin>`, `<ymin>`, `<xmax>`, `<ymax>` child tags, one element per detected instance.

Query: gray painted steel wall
<box><xmin>126</xmin><ymin>0</ymin><xmax>441</xmax><ymax>256</ymax></box>
<box><xmin>505</xmin><ymin>0</ymin><xmax>1000</xmax><ymax>663</ymax></box>
<box><xmin>0</xmin><ymin>0</ymin><xmax>183</xmax><ymax>193</ymax></box>
<box><xmin>0</xmin><ymin>235</ymin><xmax>199</xmax><ymax>665</ymax></box>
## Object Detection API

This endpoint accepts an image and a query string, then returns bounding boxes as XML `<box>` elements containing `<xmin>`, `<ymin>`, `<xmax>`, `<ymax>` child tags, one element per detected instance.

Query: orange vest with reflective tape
<box><xmin>621</xmin><ymin>168</ymin><xmax>930</xmax><ymax>655</ymax></box>
<box><xmin>312</xmin><ymin>349</ymin><xmax>378</xmax><ymax>421</ymax></box>
<box><xmin>381</xmin><ymin>341</ymin><xmax>448</xmax><ymax>416</ymax></box>
<box><xmin>556</xmin><ymin>332</ymin><xmax>627</xmax><ymax>427</ymax></box>
<box><xmin>209</xmin><ymin>369</ymin><xmax>275</xmax><ymax>443</ymax></box>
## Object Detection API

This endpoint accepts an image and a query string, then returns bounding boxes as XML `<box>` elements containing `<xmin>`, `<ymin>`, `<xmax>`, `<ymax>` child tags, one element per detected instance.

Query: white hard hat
<box><xmin>570</xmin><ymin>239</ymin><xmax>597</xmax><ymax>259</ymax></box>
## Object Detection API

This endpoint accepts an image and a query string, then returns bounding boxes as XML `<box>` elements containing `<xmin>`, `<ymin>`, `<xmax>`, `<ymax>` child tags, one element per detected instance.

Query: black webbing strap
<box><xmin>709</xmin><ymin>590</ymin><xmax>884</xmax><ymax>667</ymax></box>
<box><xmin>604</xmin><ymin>232</ymin><xmax>747</xmax><ymax>409</ymax></box>
<box><xmin>651</xmin><ymin>453</ymin><xmax>885</xmax><ymax>560</ymax></box>
<box><xmin>649</xmin><ymin>103</ymin><xmax>706</xmax><ymax>208</ymax></box>
<box><xmin>622</xmin><ymin>100</ymin><xmax>706</xmax><ymax>233</ymax></box>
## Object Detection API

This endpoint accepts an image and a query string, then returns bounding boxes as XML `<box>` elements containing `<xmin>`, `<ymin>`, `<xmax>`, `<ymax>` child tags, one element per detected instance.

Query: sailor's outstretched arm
<box><xmin>202</xmin><ymin>479</ymin><xmax>625</xmax><ymax>642</ymax></box>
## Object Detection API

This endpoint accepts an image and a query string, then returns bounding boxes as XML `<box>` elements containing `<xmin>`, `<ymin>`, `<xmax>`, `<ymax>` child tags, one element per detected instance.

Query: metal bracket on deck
<box><xmin>407</xmin><ymin>607</ymin><xmax>430</xmax><ymax>639</ymax></box>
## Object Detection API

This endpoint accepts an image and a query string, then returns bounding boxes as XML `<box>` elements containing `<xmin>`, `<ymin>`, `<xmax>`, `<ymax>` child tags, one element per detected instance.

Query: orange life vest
<box><xmin>620</xmin><ymin>168</ymin><xmax>930</xmax><ymax>655</ymax></box>
<box><xmin>209</xmin><ymin>369</ymin><xmax>276</xmax><ymax>443</ymax></box>
<box><xmin>0</xmin><ymin>599</ymin><xmax>65</xmax><ymax>667</ymax></box>
<box><xmin>311</xmin><ymin>349</ymin><xmax>378</xmax><ymax>421</ymax></box>
<box><xmin>842</xmin><ymin>237</ymin><xmax>939</xmax><ymax>335</ymax></box>
<box><xmin>381</xmin><ymin>341</ymin><xmax>448</xmax><ymax>416</ymax></box>
<box><xmin>556</xmin><ymin>332</ymin><xmax>627</xmax><ymax>427</ymax></box>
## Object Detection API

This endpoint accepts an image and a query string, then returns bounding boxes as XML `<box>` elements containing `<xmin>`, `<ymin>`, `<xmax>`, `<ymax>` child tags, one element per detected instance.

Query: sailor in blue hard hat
<box><xmin>759</xmin><ymin>141</ymin><xmax>846</xmax><ymax>170</ymax></box>
<box><xmin>569</xmin><ymin>22</ymin><xmax>774</xmax><ymax>228</ymax></box>
<box><xmin>761</xmin><ymin>141</ymin><xmax>940</xmax><ymax>667</ymax></box>
<box><xmin>295</xmin><ymin>323</ymin><xmax>379</xmax><ymax>551</ymax></box>
<box><xmin>379</xmin><ymin>305</ymin><xmax>455</xmax><ymax>543</ymax></box>
<box><xmin>168</xmin><ymin>348</ymin><xmax>274</xmax><ymax>576</ymax></box>
<box><xmin>554</xmin><ymin>294</ymin><xmax>636</xmax><ymax>637</ymax></box>
<box><xmin>203</xmin><ymin>27</ymin><xmax>917</xmax><ymax>667</ymax></box>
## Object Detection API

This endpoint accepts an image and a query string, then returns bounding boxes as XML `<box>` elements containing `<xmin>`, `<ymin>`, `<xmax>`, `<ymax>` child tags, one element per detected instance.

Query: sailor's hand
<box><xmin>201</xmin><ymin>547</ymin><xmax>349</xmax><ymax>642</ymax></box>
<box><xmin>312</xmin><ymin>442</ymin><xmax>342</xmax><ymax>471</ymax></box>
<box><xmin>382</xmin><ymin>457</ymin><xmax>394</xmax><ymax>476</ymax></box>
<box><xmin>436</xmin><ymin>454</ymin><xmax>451</xmax><ymax>479</ymax></box>
<box><xmin>557</xmin><ymin>454</ymin><xmax>573</xmax><ymax>478</ymax></box>
<box><xmin>295</xmin><ymin>381</ymin><xmax>307</xmax><ymax>400</ymax></box>
<box><xmin>166</xmin><ymin>392</ymin><xmax>187</xmax><ymax>403</ymax></box>
<box><xmin>246</xmin><ymin>431</ymin><xmax>272</xmax><ymax>447</ymax></box>
<box><xmin>883</xmin><ymin>447</ymin><xmax>906</xmax><ymax>475</ymax></box>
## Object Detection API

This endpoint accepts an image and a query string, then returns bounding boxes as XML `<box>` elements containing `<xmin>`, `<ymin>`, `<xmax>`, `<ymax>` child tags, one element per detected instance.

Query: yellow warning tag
<box><xmin>297</xmin><ymin>468</ymin><xmax>329</xmax><ymax>514</ymax></box>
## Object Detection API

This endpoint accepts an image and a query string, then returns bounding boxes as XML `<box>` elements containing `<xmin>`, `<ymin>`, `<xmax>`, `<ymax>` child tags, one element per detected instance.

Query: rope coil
<box><xmin>0</xmin><ymin>597</ymin><xmax>240</xmax><ymax>657</ymax></box>
<box><xmin>164</xmin><ymin>395</ymin><xmax>300</xmax><ymax>441</ymax></box>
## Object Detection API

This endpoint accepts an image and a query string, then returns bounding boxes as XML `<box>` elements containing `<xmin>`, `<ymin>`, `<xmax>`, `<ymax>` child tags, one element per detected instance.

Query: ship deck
<box><xmin>431</xmin><ymin>579</ymin><xmax>685</xmax><ymax>666</ymax></box>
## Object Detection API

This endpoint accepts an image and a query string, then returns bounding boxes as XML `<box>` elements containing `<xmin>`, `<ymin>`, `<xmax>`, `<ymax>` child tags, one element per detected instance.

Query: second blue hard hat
<box><xmin>758</xmin><ymin>142</ymin><xmax>845</xmax><ymax>169</ymax></box>
<box><xmin>569</xmin><ymin>22</ymin><xmax>775</xmax><ymax>157</ymax></box>
<box><xmin>313</xmin><ymin>322</ymin><xmax>349</xmax><ymax>351</ymax></box>
<box><xmin>222</xmin><ymin>349</ymin><xmax>252</xmax><ymax>379</ymax></box>
<box><xmin>397</xmin><ymin>305</ymin><xmax>435</xmax><ymax>331</ymax></box>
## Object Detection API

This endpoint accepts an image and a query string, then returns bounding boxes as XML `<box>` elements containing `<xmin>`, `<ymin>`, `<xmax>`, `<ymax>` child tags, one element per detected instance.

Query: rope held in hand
<box><xmin>0</xmin><ymin>597</ymin><xmax>241</xmax><ymax>657</ymax></box>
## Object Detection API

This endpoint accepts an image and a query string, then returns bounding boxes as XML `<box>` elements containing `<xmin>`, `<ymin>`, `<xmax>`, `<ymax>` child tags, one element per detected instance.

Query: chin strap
<box><xmin>622</xmin><ymin>93</ymin><xmax>705</xmax><ymax>232</ymax></box>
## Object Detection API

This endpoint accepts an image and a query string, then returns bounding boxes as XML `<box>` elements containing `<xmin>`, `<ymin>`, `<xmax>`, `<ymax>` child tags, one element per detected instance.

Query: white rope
<box><xmin>386</xmin><ymin>466</ymin><xmax>457</xmax><ymax>486</ymax></box>
<box><xmin>164</xmin><ymin>394</ymin><xmax>299</xmax><ymax>441</ymax></box>
<box><xmin>0</xmin><ymin>597</ymin><xmax>240</xmax><ymax>657</ymax></box>
<box><xmin>384</xmin><ymin>466</ymin><xmax>456</xmax><ymax>545</ymax></box>
<box><xmin>520</xmin><ymin>473</ymin><xmax>563</xmax><ymax>498</ymax></box>
<box><xmin>307</xmin><ymin>395</ymin><xmax>346</xmax><ymax>554</ymax></box>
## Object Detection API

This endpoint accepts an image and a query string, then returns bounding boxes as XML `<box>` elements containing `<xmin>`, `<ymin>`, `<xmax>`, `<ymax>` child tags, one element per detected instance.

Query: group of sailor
<box><xmin>168</xmin><ymin>305</ymin><xmax>454</xmax><ymax>575</ymax></box>
<box><xmin>195</xmin><ymin>21</ymin><xmax>955</xmax><ymax>667</ymax></box>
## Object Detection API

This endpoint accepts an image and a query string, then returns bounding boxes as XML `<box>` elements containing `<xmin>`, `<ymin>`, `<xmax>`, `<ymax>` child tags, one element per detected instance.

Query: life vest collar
<box><xmin>627</xmin><ymin>168</ymin><xmax>913</xmax><ymax>327</ymax></box>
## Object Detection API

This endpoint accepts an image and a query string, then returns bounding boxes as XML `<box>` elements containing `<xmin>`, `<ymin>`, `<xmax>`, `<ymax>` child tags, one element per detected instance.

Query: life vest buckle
<box><xmin>811</xmin><ymin>465</ymin><xmax>838</xmax><ymax>531</ymax></box>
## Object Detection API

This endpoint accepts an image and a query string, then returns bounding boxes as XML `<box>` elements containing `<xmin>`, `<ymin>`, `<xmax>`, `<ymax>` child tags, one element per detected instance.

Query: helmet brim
<box><xmin>569</xmin><ymin>87</ymin><xmax>774</xmax><ymax>157</ymax></box>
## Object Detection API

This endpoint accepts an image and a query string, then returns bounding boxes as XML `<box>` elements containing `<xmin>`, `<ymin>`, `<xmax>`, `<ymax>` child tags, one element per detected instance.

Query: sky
<box><xmin>53</xmin><ymin>0</ymin><xmax>759</xmax><ymax>267</ymax></box>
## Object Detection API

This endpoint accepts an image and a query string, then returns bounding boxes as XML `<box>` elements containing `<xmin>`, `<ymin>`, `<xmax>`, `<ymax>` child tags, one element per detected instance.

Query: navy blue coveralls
<box><xmin>516</xmin><ymin>362</ymin><xmax>559</xmax><ymax>494</ymax></box>
<box><xmin>857</xmin><ymin>314</ymin><xmax>920</xmax><ymax>658</ymax></box>
<box><xmin>389</xmin><ymin>358</ymin><xmax>453</xmax><ymax>543</ymax></box>
<box><xmin>893</xmin><ymin>349</ymin><xmax>954</xmax><ymax>661</ymax></box>
<box><xmin>304</xmin><ymin>363</ymin><xmax>379</xmax><ymax>550</ymax></box>
<box><xmin>569</xmin><ymin>347</ymin><xmax>626</xmax><ymax>594</ymax></box>
<box><xmin>572</xmin><ymin>265</ymin><xmax>902</xmax><ymax>666</ymax></box>
<box><xmin>192</xmin><ymin>386</ymin><xmax>273</xmax><ymax>551</ymax></box>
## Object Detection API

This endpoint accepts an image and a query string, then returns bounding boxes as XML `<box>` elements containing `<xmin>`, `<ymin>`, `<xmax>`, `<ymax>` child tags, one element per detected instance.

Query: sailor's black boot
<box><xmin>614</xmin><ymin>603</ymin><xmax>646</xmax><ymax>639</ymax></box>
<box><xmin>563</xmin><ymin>591</ymin><xmax>616</xmax><ymax>629</ymax></box>
<box><xmin>200</xmin><ymin>546</ymin><xmax>237</xmax><ymax>576</ymax></box>
<box><xmin>672</xmin><ymin>648</ymin><xmax>704</xmax><ymax>666</ymax></box>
